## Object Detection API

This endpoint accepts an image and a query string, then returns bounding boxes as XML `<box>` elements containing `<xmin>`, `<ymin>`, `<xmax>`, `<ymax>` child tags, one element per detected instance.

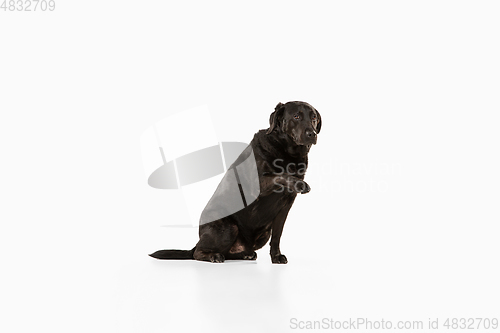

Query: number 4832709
<box><xmin>1</xmin><ymin>0</ymin><xmax>56</xmax><ymax>11</ymax></box>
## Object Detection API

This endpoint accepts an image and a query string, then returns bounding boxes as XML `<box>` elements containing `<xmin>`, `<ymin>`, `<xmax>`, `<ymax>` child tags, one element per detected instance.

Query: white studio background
<box><xmin>1</xmin><ymin>1</ymin><xmax>499</xmax><ymax>332</ymax></box>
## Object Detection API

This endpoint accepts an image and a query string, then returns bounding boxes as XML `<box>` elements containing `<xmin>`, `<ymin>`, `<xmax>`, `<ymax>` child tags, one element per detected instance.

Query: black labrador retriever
<box><xmin>150</xmin><ymin>101</ymin><xmax>321</xmax><ymax>263</ymax></box>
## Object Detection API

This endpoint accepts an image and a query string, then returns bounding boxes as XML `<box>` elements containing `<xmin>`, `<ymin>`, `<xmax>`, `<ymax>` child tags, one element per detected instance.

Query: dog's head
<box><xmin>266</xmin><ymin>101</ymin><xmax>321</xmax><ymax>147</ymax></box>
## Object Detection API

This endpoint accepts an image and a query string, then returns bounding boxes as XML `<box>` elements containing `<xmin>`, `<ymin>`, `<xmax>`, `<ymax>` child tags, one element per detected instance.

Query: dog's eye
<box><xmin>312</xmin><ymin>115</ymin><xmax>317</xmax><ymax>121</ymax></box>
<box><xmin>294</xmin><ymin>114</ymin><xmax>300</xmax><ymax>120</ymax></box>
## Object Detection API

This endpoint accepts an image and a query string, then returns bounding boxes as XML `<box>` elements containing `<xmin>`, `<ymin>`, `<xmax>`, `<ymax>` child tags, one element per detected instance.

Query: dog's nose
<box><xmin>305</xmin><ymin>128</ymin><xmax>317</xmax><ymax>144</ymax></box>
<box><xmin>305</xmin><ymin>129</ymin><xmax>316</xmax><ymax>139</ymax></box>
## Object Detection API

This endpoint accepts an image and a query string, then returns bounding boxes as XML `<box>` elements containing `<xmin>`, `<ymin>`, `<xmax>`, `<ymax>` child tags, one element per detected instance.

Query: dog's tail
<box><xmin>149</xmin><ymin>247</ymin><xmax>195</xmax><ymax>260</ymax></box>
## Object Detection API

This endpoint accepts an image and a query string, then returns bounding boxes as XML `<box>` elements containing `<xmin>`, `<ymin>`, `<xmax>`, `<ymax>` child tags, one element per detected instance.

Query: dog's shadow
<box><xmin>194</xmin><ymin>259</ymin><xmax>290</xmax><ymax>330</ymax></box>
<box><xmin>149</xmin><ymin>252</ymin><xmax>291</xmax><ymax>330</ymax></box>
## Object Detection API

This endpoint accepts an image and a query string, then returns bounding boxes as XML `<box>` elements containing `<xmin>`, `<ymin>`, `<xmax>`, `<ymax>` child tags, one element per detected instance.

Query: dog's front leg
<box><xmin>269</xmin><ymin>204</ymin><xmax>294</xmax><ymax>264</ymax></box>
<box><xmin>259</xmin><ymin>174</ymin><xmax>310</xmax><ymax>196</ymax></box>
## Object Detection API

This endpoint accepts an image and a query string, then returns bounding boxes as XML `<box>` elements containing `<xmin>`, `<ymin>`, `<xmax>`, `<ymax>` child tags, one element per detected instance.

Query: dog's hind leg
<box><xmin>225</xmin><ymin>236</ymin><xmax>257</xmax><ymax>260</ymax></box>
<box><xmin>193</xmin><ymin>219</ymin><xmax>238</xmax><ymax>263</ymax></box>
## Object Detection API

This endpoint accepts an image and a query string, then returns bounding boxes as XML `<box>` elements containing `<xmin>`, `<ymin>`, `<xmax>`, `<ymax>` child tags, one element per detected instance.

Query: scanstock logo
<box><xmin>140</xmin><ymin>106</ymin><xmax>259</xmax><ymax>227</ymax></box>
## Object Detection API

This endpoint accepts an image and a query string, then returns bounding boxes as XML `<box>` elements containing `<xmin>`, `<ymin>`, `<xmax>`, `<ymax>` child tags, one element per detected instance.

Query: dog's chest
<box><xmin>242</xmin><ymin>191</ymin><xmax>295</xmax><ymax>228</ymax></box>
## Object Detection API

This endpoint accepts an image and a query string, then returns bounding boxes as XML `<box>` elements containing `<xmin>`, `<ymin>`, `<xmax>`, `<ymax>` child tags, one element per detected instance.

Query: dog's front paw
<box><xmin>294</xmin><ymin>180</ymin><xmax>311</xmax><ymax>194</ymax></box>
<box><xmin>210</xmin><ymin>253</ymin><xmax>225</xmax><ymax>263</ymax></box>
<box><xmin>271</xmin><ymin>254</ymin><xmax>288</xmax><ymax>264</ymax></box>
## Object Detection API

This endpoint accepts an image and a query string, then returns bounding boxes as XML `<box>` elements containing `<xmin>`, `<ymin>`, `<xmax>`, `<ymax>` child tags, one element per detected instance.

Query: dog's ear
<box><xmin>314</xmin><ymin>108</ymin><xmax>322</xmax><ymax>134</ymax></box>
<box><xmin>266</xmin><ymin>102</ymin><xmax>285</xmax><ymax>134</ymax></box>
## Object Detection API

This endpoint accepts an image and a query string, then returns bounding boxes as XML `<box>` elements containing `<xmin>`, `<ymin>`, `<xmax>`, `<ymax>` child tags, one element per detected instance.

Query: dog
<box><xmin>149</xmin><ymin>101</ymin><xmax>321</xmax><ymax>263</ymax></box>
